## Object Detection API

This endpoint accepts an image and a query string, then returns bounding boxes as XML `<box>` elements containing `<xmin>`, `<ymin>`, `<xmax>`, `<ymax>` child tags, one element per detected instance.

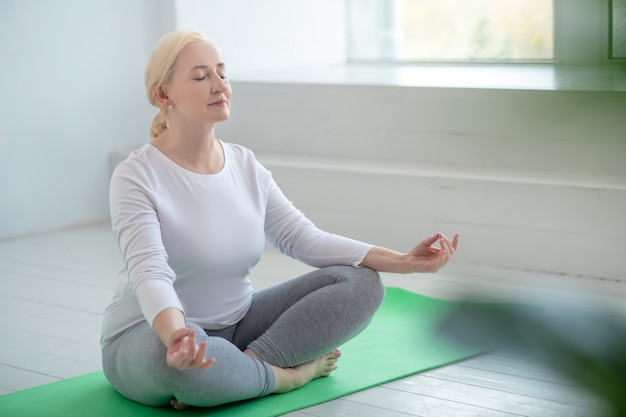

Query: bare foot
<box><xmin>272</xmin><ymin>349</ymin><xmax>341</xmax><ymax>393</ymax></box>
<box><xmin>300</xmin><ymin>349</ymin><xmax>341</xmax><ymax>379</ymax></box>
<box><xmin>170</xmin><ymin>397</ymin><xmax>190</xmax><ymax>410</ymax></box>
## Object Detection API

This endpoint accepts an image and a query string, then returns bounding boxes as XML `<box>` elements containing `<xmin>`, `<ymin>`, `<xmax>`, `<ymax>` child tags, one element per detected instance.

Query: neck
<box><xmin>152</xmin><ymin>122</ymin><xmax>224</xmax><ymax>175</ymax></box>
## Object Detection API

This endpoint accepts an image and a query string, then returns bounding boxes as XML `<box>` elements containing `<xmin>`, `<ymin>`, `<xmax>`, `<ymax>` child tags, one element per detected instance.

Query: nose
<box><xmin>211</xmin><ymin>76</ymin><xmax>228</xmax><ymax>94</ymax></box>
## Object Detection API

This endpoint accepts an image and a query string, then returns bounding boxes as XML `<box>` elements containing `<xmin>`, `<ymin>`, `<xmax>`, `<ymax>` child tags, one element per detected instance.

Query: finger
<box><xmin>168</xmin><ymin>331</ymin><xmax>198</xmax><ymax>370</ymax></box>
<box><xmin>443</xmin><ymin>236</ymin><xmax>454</xmax><ymax>254</ymax></box>
<box><xmin>177</xmin><ymin>337</ymin><xmax>191</xmax><ymax>358</ymax></box>
<box><xmin>199</xmin><ymin>357</ymin><xmax>216</xmax><ymax>370</ymax></box>
<box><xmin>187</xmin><ymin>330</ymin><xmax>200</xmax><ymax>362</ymax></box>
<box><xmin>440</xmin><ymin>234</ymin><xmax>455</xmax><ymax>255</ymax></box>
<box><xmin>421</xmin><ymin>233</ymin><xmax>440</xmax><ymax>247</ymax></box>
<box><xmin>168</xmin><ymin>349</ymin><xmax>187</xmax><ymax>369</ymax></box>
<box><xmin>169</xmin><ymin>328</ymin><xmax>191</xmax><ymax>349</ymax></box>
<box><xmin>435</xmin><ymin>248</ymin><xmax>449</xmax><ymax>268</ymax></box>
<box><xmin>172</xmin><ymin>343</ymin><xmax>190</xmax><ymax>369</ymax></box>
<box><xmin>437</xmin><ymin>235</ymin><xmax>450</xmax><ymax>254</ymax></box>
<box><xmin>417</xmin><ymin>246</ymin><xmax>441</xmax><ymax>256</ymax></box>
<box><xmin>191</xmin><ymin>340</ymin><xmax>208</xmax><ymax>368</ymax></box>
<box><xmin>186</xmin><ymin>329</ymin><xmax>197</xmax><ymax>350</ymax></box>
<box><xmin>447</xmin><ymin>235</ymin><xmax>458</xmax><ymax>254</ymax></box>
<box><xmin>192</xmin><ymin>340</ymin><xmax>216</xmax><ymax>370</ymax></box>
<box><xmin>196</xmin><ymin>342</ymin><xmax>216</xmax><ymax>370</ymax></box>
<box><xmin>441</xmin><ymin>245</ymin><xmax>452</xmax><ymax>266</ymax></box>
<box><xmin>436</xmin><ymin>243</ymin><xmax>451</xmax><ymax>264</ymax></box>
<box><xmin>173</xmin><ymin>333</ymin><xmax>195</xmax><ymax>369</ymax></box>
<box><xmin>452</xmin><ymin>233</ymin><xmax>460</xmax><ymax>251</ymax></box>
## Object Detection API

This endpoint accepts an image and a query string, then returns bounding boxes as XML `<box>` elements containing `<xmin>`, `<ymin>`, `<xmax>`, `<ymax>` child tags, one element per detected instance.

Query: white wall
<box><xmin>220</xmin><ymin>82</ymin><xmax>626</xmax><ymax>280</ymax></box>
<box><xmin>174</xmin><ymin>0</ymin><xmax>346</xmax><ymax>73</ymax></box>
<box><xmin>0</xmin><ymin>0</ymin><xmax>169</xmax><ymax>238</ymax></box>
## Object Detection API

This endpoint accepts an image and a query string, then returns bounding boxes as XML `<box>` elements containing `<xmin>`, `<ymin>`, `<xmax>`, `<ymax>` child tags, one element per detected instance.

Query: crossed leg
<box><xmin>234</xmin><ymin>265</ymin><xmax>385</xmax><ymax>368</ymax></box>
<box><xmin>172</xmin><ymin>265</ymin><xmax>384</xmax><ymax>408</ymax></box>
<box><xmin>104</xmin><ymin>266</ymin><xmax>384</xmax><ymax>409</ymax></box>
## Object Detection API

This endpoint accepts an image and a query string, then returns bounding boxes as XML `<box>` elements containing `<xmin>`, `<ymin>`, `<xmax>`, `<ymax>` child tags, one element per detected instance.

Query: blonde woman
<box><xmin>101</xmin><ymin>29</ymin><xmax>459</xmax><ymax>409</ymax></box>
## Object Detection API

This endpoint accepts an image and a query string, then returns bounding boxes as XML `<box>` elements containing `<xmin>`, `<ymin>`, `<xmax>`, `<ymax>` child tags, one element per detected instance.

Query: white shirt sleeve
<box><xmin>109</xmin><ymin>162</ymin><xmax>185</xmax><ymax>327</ymax></box>
<box><xmin>263</xmin><ymin>169</ymin><xmax>374</xmax><ymax>268</ymax></box>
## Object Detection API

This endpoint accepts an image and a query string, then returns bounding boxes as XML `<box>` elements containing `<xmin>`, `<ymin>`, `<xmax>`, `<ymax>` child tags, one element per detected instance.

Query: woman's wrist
<box><xmin>153</xmin><ymin>307</ymin><xmax>187</xmax><ymax>347</ymax></box>
<box><xmin>360</xmin><ymin>246</ymin><xmax>408</xmax><ymax>274</ymax></box>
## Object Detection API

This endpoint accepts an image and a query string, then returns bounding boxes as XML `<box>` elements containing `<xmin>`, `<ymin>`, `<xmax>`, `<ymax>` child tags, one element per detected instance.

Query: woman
<box><xmin>101</xmin><ymin>29</ymin><xmax>459</xmax><ymax>409</ymax></box>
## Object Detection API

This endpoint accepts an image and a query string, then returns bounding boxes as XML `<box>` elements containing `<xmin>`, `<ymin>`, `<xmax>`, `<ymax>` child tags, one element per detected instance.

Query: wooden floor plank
<box><xmin>0</xmin><ymin>364</ymin><xmax>60</xmax><ymax>392</ymax></box>
<box><xmin>0</xmin><ymin>262</ymin><xmax>114</xmax><ymax>280</ymax></box>
<box><xmin>0</xmin><ymin>325</ymin><xmax>73</xmax><ymax>354</ymax></box>
<box><xmin>0</xmin><ymin>296</ymin><xmax>103</xmax><ymax>328</ymax></box>
<box><xmin>288</xmin><ymin>397</ymin><xmax>431</xmax><ymax>417</ymax></box>
<box><xmin>419</xmin><ymin>360</ymin><xmax>607</xmax><ymax>409</ymax></box>
<box><xmin>341</xmin><ymin>386</ymin><xmax>523</xmax><ymax>417</ymax></box>
<box><xmin>0</xmin><ymin>270</ymin><xmax>108</xmax><ymax>314</ymax></box>
<box><xmin>455</xmin><ymin>354</ymin><xmax>571</xmax><ymax>384</ymax></box>
<box><xmin>0</xmin><ymin>344</ymin><xmax>100</xmax><ymax>380</ymax></box>
<box><xmin>387</xmin><ymin>374</ymin><xmax>606</xmax><ymax>417</ymax></box>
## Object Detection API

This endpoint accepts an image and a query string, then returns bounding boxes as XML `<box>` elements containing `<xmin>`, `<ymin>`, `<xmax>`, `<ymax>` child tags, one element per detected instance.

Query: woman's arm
<box><xmin>258</xmin><ymin>160</ymin><xmax>459</xmax><ymax>273</ymax></box>
<box><xmin>110</xmin><ymin>163</ymin><xmax>212</xmax><ymax>371</ymax></box>
<box><xmin>263</xmin><ymin>174</ymin><xmax>374</xmax><ymax>268</ymax></box>
<box><xmin>360</xmin><ymin>233</ymin><xmax>460</xmax><ymax>274</ymax></box>
<box><xmin>110</xmin><ymin>163</ymin><xmax>184</xmax><ymax>327</ymax></box>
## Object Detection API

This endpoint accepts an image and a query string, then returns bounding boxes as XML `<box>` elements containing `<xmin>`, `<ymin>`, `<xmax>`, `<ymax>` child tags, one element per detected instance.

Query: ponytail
<box><xmin>150</xmin><ymin>107</ymin><xmax>169</xmax><ymax>139</ymax></box>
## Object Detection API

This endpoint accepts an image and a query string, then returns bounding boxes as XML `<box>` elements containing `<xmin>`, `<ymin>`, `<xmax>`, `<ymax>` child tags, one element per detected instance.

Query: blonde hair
<box><xmin>145</xmin><ymin>30</ymin><xmax>209</xmax><ymax>139</ymax></box>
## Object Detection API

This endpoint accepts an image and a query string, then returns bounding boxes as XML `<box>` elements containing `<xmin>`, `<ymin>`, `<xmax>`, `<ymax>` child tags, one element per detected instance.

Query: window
<box><xmin>347</xmin><ymin>0</ymin><xmax>554</xmax><ymax>63</ymax></box>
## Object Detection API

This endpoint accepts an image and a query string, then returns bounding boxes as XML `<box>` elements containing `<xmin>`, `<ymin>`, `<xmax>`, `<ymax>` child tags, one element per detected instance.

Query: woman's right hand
<box><xmin>166</xmin><ymin>327</ymin><xmax>216</xmax><ymax>371</ymax></box>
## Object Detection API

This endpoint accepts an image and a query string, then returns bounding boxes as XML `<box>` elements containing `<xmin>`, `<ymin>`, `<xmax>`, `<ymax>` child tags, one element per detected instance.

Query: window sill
<box><xmin>256</xmin><ymin>153</ymin><xmax>626</xmax><ymax>192</ymax></box>
<box><xmin>230</xmin><ymin>63</ymin><xmax>626</xmax><ymax>92</ymax></box>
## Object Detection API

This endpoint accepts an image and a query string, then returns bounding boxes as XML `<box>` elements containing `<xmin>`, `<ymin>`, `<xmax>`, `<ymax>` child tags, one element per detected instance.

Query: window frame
<box><xmin>553</xmin><ymin>0</ymin><xmax>611</xmax><ymax>65</ymax></box>
<box><xmin>609</xmin><ymin>0</ymin><xmax>626</xmax><ymax>59</ymax></box>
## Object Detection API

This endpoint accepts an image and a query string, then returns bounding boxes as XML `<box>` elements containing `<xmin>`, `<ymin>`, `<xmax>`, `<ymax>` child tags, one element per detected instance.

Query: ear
<box><xmin>153</xmin><ymin>85</ymin><xmax>171</xmax><ymax>108</ymax></box>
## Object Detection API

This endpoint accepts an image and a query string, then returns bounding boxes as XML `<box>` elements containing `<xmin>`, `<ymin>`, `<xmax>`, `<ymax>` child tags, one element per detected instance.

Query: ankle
<box><xmin>272</xmin><ymin>367</ymin><xmax>307</xmax><ymax>394</ymax></box>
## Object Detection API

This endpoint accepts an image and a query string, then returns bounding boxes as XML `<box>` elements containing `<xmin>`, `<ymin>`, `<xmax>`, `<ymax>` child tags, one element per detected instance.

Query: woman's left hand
<box><xmin>402</xmin><ymin>233</ymin><xmax>459</xmax><ymax>273</ymax></box>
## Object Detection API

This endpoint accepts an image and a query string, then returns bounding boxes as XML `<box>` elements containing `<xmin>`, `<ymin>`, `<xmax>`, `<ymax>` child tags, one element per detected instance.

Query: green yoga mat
<box><xmin>0</xmin><ymin>287</ymin><xmax>485</xmax><ymax>417</ymax></box>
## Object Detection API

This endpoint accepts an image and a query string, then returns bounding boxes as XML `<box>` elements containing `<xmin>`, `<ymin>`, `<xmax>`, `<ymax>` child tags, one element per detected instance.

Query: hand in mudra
<box><xmin>403</xmin><ymin>233</ymin><xmax>459</xmax><ymax>273</ymax></box>
<box><xmin>167</xmin><ymin>328</ymin><xmax>216</xmax><ymax>371</ymax></box>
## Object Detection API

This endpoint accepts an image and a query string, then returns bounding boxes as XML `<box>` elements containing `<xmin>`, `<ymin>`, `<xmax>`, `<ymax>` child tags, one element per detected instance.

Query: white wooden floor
<box><xmin>0</xmin><ymin>223</ymin><xmax>619</xmax><ymax>416</ymax></box>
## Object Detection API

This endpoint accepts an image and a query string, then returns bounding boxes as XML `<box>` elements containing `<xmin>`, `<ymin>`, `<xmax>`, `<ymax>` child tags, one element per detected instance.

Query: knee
<box><xmin>358</xmin><ymin>267</ymin><xmax>385</xmax><ymax>307</ymax></box>
<box><xmin>320</xmin><ymin>265</ymin><xmax>385</xmax><ymax>309</ymax></box>
<box><xmin>331</xmin><ymin>265</ymin><xmax>385</xmax><ymax>308</ymax></box>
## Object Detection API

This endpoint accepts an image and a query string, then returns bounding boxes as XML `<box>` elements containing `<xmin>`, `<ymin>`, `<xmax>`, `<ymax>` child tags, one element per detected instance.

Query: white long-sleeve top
<box><xmin>101</xmin><ymin>141</ymin><xmax>374</xmax><ymax>345</ymax></box>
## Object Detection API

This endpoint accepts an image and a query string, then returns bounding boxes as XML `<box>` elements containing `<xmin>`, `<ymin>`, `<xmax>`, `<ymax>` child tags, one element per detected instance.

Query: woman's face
<box><xmin>166</xmin><ymin>40</ymin><xmax>231</xmax><ymax>125</ymax></box>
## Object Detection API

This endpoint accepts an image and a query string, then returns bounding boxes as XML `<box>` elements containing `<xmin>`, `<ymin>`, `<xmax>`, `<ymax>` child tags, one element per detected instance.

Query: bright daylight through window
<box><xmin>347</xmin><ymin>0</ymin><xmax>554</xmax><ymax>63</ymax></box>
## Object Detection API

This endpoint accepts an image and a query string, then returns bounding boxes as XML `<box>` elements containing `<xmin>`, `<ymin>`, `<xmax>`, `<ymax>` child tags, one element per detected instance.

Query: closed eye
<box><xmin>193</xmin><ymin>74</ymin><xmax>227</xmax><ymax>81</ymax></box>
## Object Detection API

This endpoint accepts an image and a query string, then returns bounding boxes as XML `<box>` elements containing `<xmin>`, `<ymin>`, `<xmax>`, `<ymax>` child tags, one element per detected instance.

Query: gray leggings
<box><xmin>102</xmin><ymin>266</ymin><xmax>385</xmax><ymax>408</ymax></box>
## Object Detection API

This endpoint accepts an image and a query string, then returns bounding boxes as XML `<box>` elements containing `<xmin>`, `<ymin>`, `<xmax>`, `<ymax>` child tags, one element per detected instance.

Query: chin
<box><xmin>205</xmin><ymin>110</ymin><xmax>230</xmax><ymax>123</ymax></box>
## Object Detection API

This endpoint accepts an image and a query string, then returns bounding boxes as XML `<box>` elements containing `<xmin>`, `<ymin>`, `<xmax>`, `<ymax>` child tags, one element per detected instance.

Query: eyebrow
<box><xmin>189</xmin><ymin>63</ymin><xmax>225</xmax><ymax>72</ymax></box>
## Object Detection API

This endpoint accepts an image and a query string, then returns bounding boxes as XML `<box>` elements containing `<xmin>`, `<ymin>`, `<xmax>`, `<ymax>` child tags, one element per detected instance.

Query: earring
<box><xmin>168</xmin><ymin>104</ymin><xmax>172</xmax><ymax>109</ymax></box>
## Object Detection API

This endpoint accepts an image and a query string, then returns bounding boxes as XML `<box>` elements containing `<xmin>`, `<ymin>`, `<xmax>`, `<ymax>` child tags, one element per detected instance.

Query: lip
<box><xmin>209</xmin><ymin>100</ymin><xmax>227</xmax><ymax>106</ymax></box>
